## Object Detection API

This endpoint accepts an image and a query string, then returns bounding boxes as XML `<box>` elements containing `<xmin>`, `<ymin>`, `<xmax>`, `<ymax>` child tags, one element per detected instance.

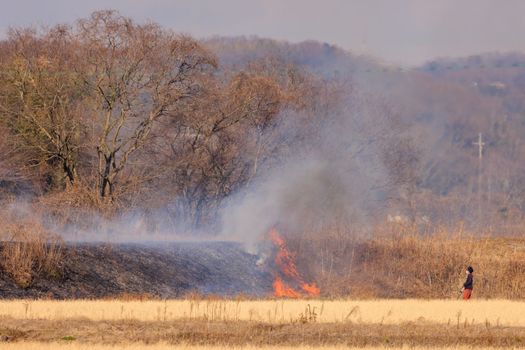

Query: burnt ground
<box><xmin>0</xmin><ymin>241</ymin><xmax>273</xmax><ymax>299</ymax></box>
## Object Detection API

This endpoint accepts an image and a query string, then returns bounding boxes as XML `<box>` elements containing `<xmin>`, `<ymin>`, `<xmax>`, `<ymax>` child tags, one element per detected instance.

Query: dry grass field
<box><xmin>0</xmin><ymin>344</ymin><xmax>522</xmax><ymax>350</ymax></box>
<box><xmin>2</xmin><ymin>344</ymin><xmax>523</xmax><ymax>350</ymax></box>
<box><xmin>0</xmin><ymin>299</ymin><xmax>523</xmax><ymax>326</ymax></box>
<box><xmin>0</xmin><ymin>299</ymin><xmax>524</xmax><ymax>349</ymax></box>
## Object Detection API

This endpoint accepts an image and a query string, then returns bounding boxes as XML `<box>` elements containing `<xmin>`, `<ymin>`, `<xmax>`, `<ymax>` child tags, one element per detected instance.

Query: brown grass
<box><xmin>0</xmin><ymin>207</ymin><xmax>63</xmax><ymax>288</ymax></box>
<box><xmin>291</xmin><ymin>224</ymin><xmax>525</xmax><ymax>298</ymax></box>
<box><xmin>1</xmin><ymin>299</ymin><xmax>525</xmax><ymax>326</ymax></box>
<box><xmin>0</xmin><ymin>299</ymin><xmax>524</xmax><ymax>348</ymax></box>
<box><xmin>0</xmin><ymin>316</ymin><xmax>525</xmax><ymax>347</ymax></box>
<box><xmin>0</xmin><ymin>344</ymin><xmax>515</xmax><ymax>350</ymax></box>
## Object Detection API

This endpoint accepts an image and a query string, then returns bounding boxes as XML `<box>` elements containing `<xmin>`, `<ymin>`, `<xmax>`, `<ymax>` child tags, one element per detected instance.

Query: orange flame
<box><xmin>269</xmin><ymin>228</ymin><xmax>320</xmax><ymax>298</ymax></box>
<box><xmin>273</xmin><ymin>276</ymin><xmax>301</xmax><ymax>298</ymax></box>
<box><xmin>302</xmin><ymin>283</ymin><xmax>320</xmax><ymax>296</ymax></box>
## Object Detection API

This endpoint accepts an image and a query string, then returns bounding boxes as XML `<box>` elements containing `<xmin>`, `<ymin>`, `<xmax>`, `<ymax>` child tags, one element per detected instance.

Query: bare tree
<box><xmin>76</xmin><ymin>11</ymin><xmax>216</xmax><ymax>199</ymax></box>
<box><xmin>0</xmin><ymin>126</ymin><xmax>33</xmax><ymax>195</ymax></box>
<box><xmin>0</xmin><ymin>27</ymin><xmax>85</xmax><ymax>188</ymax></box>
<box><xmin>139</xmin><ymin>68</ymin><xmax>289</xmax><ymax>226</ymax></box>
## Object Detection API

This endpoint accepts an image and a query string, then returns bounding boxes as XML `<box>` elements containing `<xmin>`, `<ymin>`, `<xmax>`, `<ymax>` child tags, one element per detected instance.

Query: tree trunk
<box><xmin>62</xmin><ymin>157</ymin><xmax>76</xmax><ymax>186</ymax></box>
<box><xmin>99</xmin><ymin>152</ymin><xmax>113</xmax><ymax>198</ymax></box>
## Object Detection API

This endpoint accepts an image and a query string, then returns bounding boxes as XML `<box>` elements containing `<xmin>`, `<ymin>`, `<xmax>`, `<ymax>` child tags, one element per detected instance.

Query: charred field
<box><xmin>3</xmin><ymin>229</ymin><xmax>525</xmax><ymax>301</ymax></box>
<box><xmin>0</xmin><ymin>241</ymin><xmax>273</xmax><ymax>299</ymax></box>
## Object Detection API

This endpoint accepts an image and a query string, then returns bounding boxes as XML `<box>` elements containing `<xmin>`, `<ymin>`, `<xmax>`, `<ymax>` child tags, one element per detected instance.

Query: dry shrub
<box><xmin>0</xmin><ymin>206</ymin><xmax>63</xmax><ymax>288</ymax></box>
<box><xmin>36</xmin><ymin>182</ymin><xmax>119</xmax><ymax>227</ymax></box>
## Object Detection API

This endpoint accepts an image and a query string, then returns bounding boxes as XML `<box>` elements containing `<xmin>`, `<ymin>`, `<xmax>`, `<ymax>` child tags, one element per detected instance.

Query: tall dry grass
<box><xmin>0</xmin><ymin>206</ymin><xmax>63</xmax><ymax>288</ymax></box>
<box><xmin>291</xmin><ymin>223</ymin><xmax>525</xmax><ymax>298</ymax></box>
<box><xmin>0</xmin><ymin>299</ymin><xmax>524</xmax><ymax>326</ymax></box>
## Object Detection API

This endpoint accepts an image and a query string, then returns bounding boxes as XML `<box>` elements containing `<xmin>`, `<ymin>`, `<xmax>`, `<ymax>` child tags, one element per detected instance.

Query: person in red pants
<box><xmin>461</xmin><ymin>266</ymin><xmax>474</xmax><ymax>300</ymax></box>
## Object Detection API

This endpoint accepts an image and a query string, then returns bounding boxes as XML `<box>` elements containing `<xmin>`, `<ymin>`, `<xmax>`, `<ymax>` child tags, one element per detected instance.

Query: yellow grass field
<box><xmin>3</xmin><ymin>344</ymin><xmax>524</xmax><ymax>350</ymax></box>
<box><xmin>1</xmin><ymin>299</ymin><xmax>525</xmax><ymax>349</ymax></box>
<box><xmin>0</xmin><ymin>299</ymin><xmax>523</xmax><ymax>326</ymax></box>
<box><xmin>0</xmin><ymin>344</ymin><xmax>521</xmax><ymax>350</ymax></box>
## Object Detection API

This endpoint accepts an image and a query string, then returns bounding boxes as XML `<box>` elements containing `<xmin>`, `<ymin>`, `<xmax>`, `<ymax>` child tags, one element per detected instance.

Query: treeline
<box><xmin>0</xmin><ymin>11</ymin><xmax>356</xmax><ymax>230</ymax></box>
<box><xmin>1</xmin><ymin>10</ymin><xmax>524</xmax><ymax>236</ymax></box>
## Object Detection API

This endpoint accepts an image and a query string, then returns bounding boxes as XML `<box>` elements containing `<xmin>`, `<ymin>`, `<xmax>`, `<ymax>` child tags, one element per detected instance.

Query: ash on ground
<box><xmin>0</xmin><ymin>242</ymin><xmax>273</xmax><ymax>299</ymax></box>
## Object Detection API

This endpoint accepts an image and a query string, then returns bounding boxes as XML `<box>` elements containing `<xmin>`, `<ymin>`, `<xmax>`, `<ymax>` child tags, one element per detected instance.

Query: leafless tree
<box><xmin>76</xmin><ymin>11</ymin><xmax>217</xmax><ymax>199</ymax></box>
<box><xmin>0</xmin><ymin>27</ymin><xmax>85</xmax><ymax>188</ymax></box>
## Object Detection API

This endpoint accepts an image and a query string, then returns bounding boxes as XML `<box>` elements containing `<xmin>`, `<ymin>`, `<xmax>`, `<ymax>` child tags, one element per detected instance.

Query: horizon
<box><xmin>1</xmin><ymin>0</ymin><xmax>525</xmax><ymax>66</ymax></box>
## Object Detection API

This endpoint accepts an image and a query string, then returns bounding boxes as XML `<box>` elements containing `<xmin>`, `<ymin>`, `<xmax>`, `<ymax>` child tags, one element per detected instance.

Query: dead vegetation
<box><xmin>0</xmin><ymin>208</ymin><xmax>63</xmax><ymax>288</ymax></box>
<box><xmin>4</xmin><ymin>299</ymin><xmax>525</xmax><ymax>326</ymax></box>
<box><xmin>0</xmin><ymin>317</ymin><xmax>524</xmax><ymax>347</ymax></box>
<box><xmin>0</xmin><ymin>298</ymin><xmax>524</xmax><ymax>348</ymax></box>
<box><xmin>291</xmin><ymin>224</ymin><xmax>525</xmax><ymax>299</ymax></box>
<box><xmin>0</xmin><ymin>221</ymin><xmax>524</xmax><ymax>299</ymax></box>
<box><xmin>0</xmin><ymin>345</ymin><xmax>514</xmax><ymax>350</ymax></box>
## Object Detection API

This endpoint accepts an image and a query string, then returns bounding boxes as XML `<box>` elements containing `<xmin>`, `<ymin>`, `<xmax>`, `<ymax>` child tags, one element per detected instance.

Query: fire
<box><xmin>302</xmin><ymin>283</ymin><xmax>320</xmax><ymax>296</ymax></box>
<box><xmin>269</xmin><ymin>228</ymin><xmax>320</xmax><ymax>298</ymax></box>
<box><xmin>273</xmin><ymin>276</ymin><xmax>301</xmax><ymax>298</ymax></box>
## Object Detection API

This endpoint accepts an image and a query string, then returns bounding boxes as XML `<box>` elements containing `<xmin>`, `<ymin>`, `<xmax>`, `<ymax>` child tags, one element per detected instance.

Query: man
<box><xmin>461</xmin><ymin>266</ymin><xmax>474</xmax><ymax>300</ymax></box>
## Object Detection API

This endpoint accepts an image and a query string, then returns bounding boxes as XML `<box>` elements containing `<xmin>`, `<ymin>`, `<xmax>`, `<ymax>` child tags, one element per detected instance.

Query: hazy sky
<box><xmin>1</xmin><ymin>0</ymin><xmax>524</xmax><ymax>66</ymax></box>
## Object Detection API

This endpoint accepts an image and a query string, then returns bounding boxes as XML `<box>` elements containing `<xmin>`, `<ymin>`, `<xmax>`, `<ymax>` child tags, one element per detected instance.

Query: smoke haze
<box><xmin>2</xmin><ymin>0</ymin><xmax>525</xmax><ymax>65</ymax></box>
<box><xmin>219</xmin><ymin>94</ymin><xmax>397</xmax><ymax>248</ymax></box>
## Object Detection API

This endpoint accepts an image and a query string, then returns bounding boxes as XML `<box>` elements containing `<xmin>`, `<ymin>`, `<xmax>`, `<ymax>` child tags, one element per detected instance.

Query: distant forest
<box><xmin>0</xmin><ymin>10</ymin><xmax>524</xmax><ymax>237</ymax></box>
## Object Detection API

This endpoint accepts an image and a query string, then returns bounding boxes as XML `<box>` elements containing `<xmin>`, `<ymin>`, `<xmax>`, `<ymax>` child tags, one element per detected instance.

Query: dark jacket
<box><xmin>463</xmin><ymin>273</ymin><xmax>473</xmax><ymax>290</ymax></box>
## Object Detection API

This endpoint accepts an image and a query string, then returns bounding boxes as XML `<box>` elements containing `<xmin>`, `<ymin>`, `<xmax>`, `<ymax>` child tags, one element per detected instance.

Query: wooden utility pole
<box><xmin>473</xmin><ymin>133</ymin><xmax>485</xmax><ymax>224</ymax></box>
